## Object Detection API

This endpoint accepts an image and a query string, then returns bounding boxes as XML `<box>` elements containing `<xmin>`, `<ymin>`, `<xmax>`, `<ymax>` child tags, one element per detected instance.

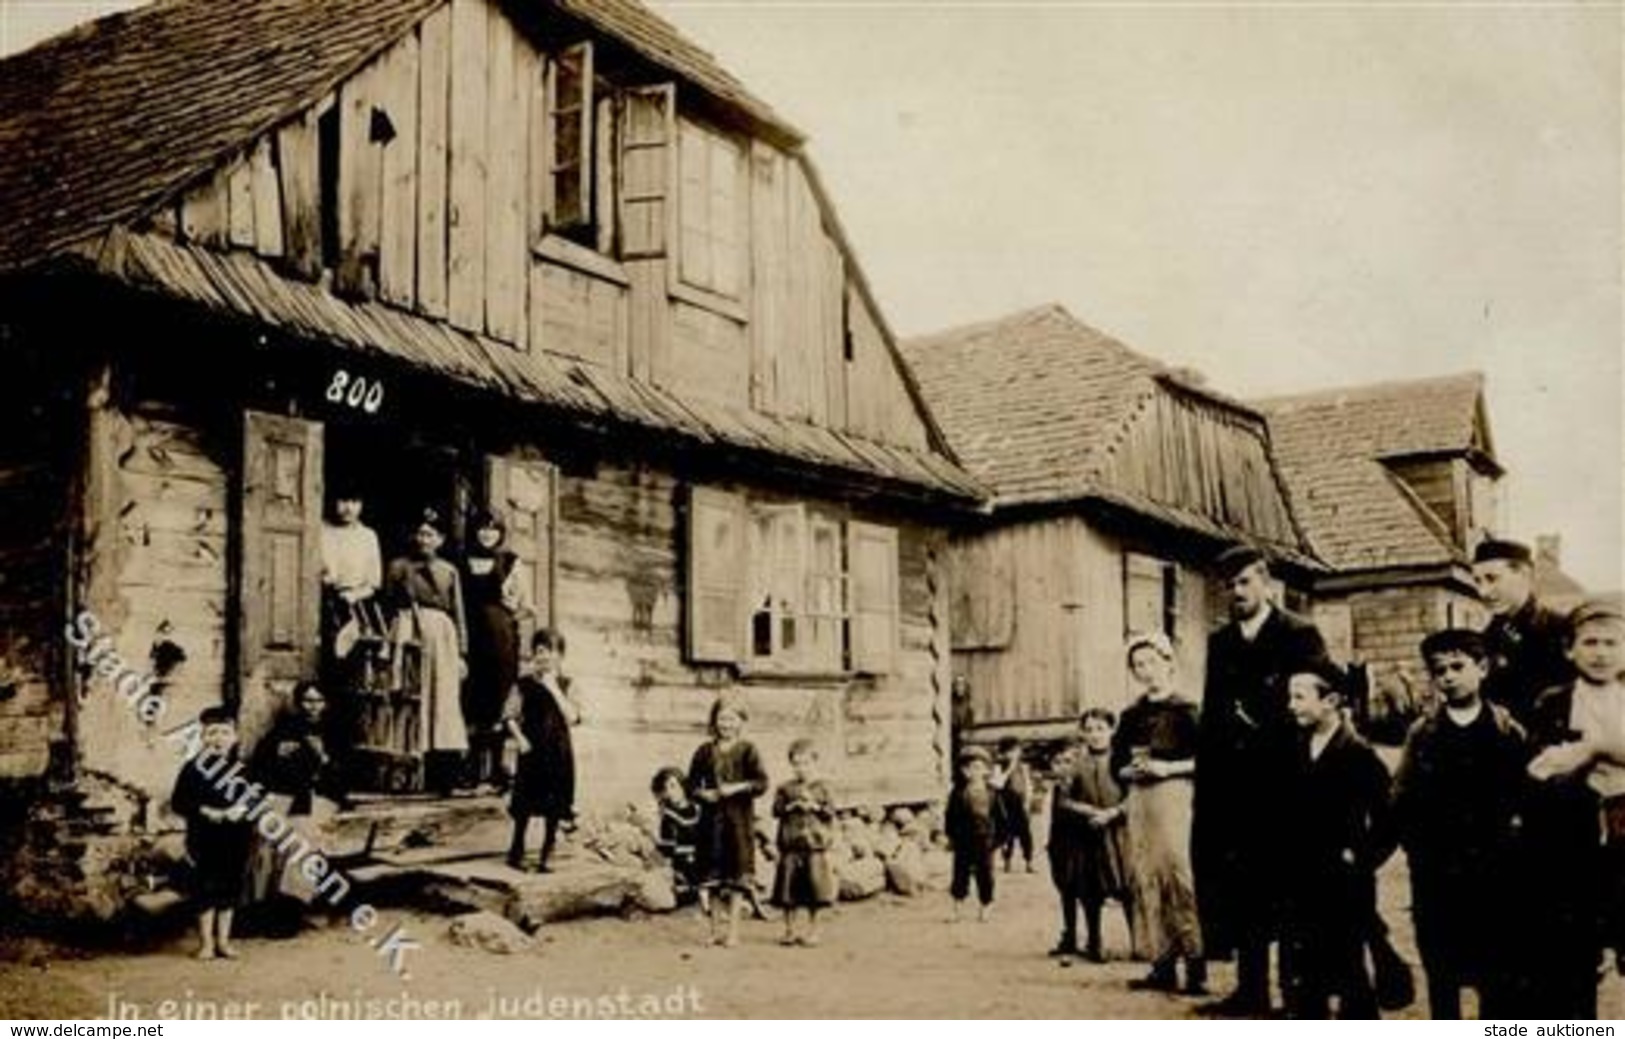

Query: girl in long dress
<box><xmin>504</xmin><ymin>628</ymin><xmax>580</xmax><ymax>872</ymax></box>
<box><xmin>689</xmin><ymin>695</ymin><xmax>769</xmax><ymax>947</ymax></box>
<box><xmin>462</xmin><ymin>508</ymin><xmax>529</xmax><ymax>789</ymax></box>
<box><xmin>386</xmin><ymin>508</ymin><xmax>468</xmax><ymax>792</ymax></box>
<box><xmin>1116</xmin><ymin>631</ymin><xmax>1207</xmax><ymax>996</ymax></box>
<box><xmin>1049</xmin><ymin>710</ymin><xmax>1134</xmax><ymax>961</ymax></box>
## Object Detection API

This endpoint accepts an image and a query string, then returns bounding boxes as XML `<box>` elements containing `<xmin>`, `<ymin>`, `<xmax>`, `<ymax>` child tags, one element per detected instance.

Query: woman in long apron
<box><xmin>387</xmin><ymin>508</ymin><xmax>469</xmax><ymax>792</ymax></box>
<box><xmin>1116</xmin><ymin>631</ymin><xmax>1207</xmax><ymax>996</ymax></box>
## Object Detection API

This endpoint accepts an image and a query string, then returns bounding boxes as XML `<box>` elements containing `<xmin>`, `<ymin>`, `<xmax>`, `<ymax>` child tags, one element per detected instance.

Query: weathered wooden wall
<box><xmin>1332</xmin><ymin>581</ymin><xmax>1484</xmax><ymax>700</ymax></box>
<box><xmin>0</xmin><ymin>360</ymin><xmax>75</xmax><ymax>780</ymax></box>
<box><xmin>75</xmin><ymin>401</ymin><xmax>232</xmax><ymax>803</ymax></box>
<box><xmin>949</xmin><ymin>517</ymin><xmax>1216</xmax><ymax>737</ymax></box>
<box><xmin>165</xmin><ymin>0</ymin><xmax>931</xmax><ymax>453</ymax></box>
<box><xmin>1100</xmin><ymin>387</ymin><xmax>1299</xmax><ymax>548</ymax></box>
<box><xmin>555</xmin><ymin>462</ymin><xmax>948</xmax><ymax>809</ymax></box>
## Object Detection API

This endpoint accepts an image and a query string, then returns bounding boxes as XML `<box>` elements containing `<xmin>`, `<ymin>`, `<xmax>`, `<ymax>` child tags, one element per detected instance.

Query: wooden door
<box><xmin>485</xmin><ymin>455</ymin><xmax>555</xmax><ymax>650</ymax></box>
<box><xmin>239</xmin><ymin>412</ymin><xmax>323</xmax><ymax>718</ymax></box>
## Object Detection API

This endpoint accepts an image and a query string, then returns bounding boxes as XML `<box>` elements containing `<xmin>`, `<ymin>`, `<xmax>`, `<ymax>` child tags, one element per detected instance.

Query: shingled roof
<box><xmin>0</xmin><ymin>0</ymin><xmax>795</xmax><ymax>275</ymax></box>
<box><xmin>902</xmin><ymin>305</ymin><xmax>1312</xmax><ymax>562</ymax></box>
<box><xmin>1259</xmin><ymin>373</ymin><xmax>1494</xmax><ymax>572</ymax></box>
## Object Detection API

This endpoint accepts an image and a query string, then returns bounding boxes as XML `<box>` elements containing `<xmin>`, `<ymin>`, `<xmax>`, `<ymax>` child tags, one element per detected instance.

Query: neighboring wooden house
<box><xmin>0</xmin><ymin>0</ymin><xmax>980</xmax><ymax>917</ymax></box>
<box><xmin>902</xmin><ymin>306</ymin><xmax>1318</xmax><ymax>740</ymax></box>
<box><xmin>1259</xmin><ymin>373</ymin><xmax>1504</xmax><ymax>707</ymax></box>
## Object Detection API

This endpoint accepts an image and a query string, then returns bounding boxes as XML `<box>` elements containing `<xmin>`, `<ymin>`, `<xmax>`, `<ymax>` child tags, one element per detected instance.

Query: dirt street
<box><xmin>2</xmin><ymin>852</ymin><xmax>1621</xmax><ymax>1020</ymax></box>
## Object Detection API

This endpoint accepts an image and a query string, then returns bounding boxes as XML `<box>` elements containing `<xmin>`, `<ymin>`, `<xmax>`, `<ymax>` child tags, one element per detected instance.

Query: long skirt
<box><xmin>246</xmin><ymin>793</ymin><xmax>338</xmax><ymax>905</ymax></box>
<box><xmin>1127</xmin><ymin>777</ymin><xmax>1203</xmax><ymax>963</ymax></box>
<box><xmin>392</xmin><ymin>607</ymin><xmax>467</xmax><ymax>752</ymax></box>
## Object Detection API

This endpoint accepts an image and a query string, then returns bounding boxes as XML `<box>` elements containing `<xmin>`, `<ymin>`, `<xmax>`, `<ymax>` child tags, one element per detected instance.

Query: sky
<box><xmin>4</xmin><ymin>0</ymin><xmax>1622</xmax><ymax>589</ymax></box>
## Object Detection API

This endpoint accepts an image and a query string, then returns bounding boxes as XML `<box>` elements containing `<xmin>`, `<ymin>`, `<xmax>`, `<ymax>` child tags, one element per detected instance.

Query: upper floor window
<box><xmin>544</xmin><ymin>42</ymin><xmax>595</xmax><ymax>239</ymax></box>
<box><xmin>677</xmin><ymin>118</ymin><xmax>746</xmax><ymax>299</ymax></box>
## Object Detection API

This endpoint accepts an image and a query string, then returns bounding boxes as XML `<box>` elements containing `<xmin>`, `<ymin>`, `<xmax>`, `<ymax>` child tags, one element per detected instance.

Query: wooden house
<box><xmin>901</xmin><ymin>306</ymin><xmax>1318</xmax><ymax>740</ymax></box>
<box><xmin>0</xmin><ymin>0</ymin><xmax>980</xmax><ymax>917</ymax></box>
<box><xmin>1259</xmin><ymin>373</ymin><xmax>1504</xmax><ymax>711</ymax></box>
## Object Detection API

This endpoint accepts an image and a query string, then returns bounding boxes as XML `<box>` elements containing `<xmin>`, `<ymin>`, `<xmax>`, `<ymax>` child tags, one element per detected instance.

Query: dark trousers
<box><xmin>1287</xmin><ymin>927</ymin><xmax>1377</xmax><ymax>1020</ymax></box>
<box><xmin>951</xmin><ymin>846</ymin><xmax>995</xmax><ymax>905</ymax></box>
<box><xmin>1000</xmin><ymin>803</ymin><xmax>1033</xmax><ymax>866</ymax></box>
<box><xmin>1236</xmin><ymin>939</ymin><xmax>1273</xmax><ymax>1008</ymax></box>
<box><xmin>1060</xmin><ymin>895</ymin><xmax>1102</xmax><ymax>951</ymax></box>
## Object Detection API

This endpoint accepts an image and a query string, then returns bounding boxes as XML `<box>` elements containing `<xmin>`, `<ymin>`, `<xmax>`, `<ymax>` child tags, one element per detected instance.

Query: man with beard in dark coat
<box><xmin>1194</xmin><ymin>545</ymin><xmax>1328</xmax><ymax>1017</ymax></box>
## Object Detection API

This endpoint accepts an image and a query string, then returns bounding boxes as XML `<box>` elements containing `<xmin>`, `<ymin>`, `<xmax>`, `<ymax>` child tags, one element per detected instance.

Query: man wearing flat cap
<box><xmin>1472</xmin><ymin>538</ymin><xmax>1570</xmax><ymax>726</ymax></box>
<box><xmin>1193</xmin><ymin>544</ymin><xmax>1329</xmax><ymax>1016</ymax></box>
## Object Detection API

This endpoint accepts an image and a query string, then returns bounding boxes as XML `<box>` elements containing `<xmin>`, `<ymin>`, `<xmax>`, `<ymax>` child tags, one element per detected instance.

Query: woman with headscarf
<box><xmin>386</xmin><ymin>507</ymin><xmax>468</xmax><ymax>792</ymax></box>
<box><xmin>1116</xmin><ymin>631</ymin><xmax>1207</xmax><ymax>996</ymax></box>
<box><xmin>246</xmin><ymin>682</ymin><xmax>341</xmax><ymax>928</ymax></box>
<box><xmin>462</xmin><ymin>507</ymin><xmax>530</xmax><ymax>789</ymax></box>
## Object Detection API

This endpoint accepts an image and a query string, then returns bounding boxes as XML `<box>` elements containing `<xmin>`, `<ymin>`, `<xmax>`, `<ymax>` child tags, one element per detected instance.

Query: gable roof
<box><xmin>0</xmin><ymin>0</ymin><xmax>795</xmax><ymax>276</ymax></box>
<box><xmin>1258</xmin><ymin>372</ymin><xmax>1492</xmax><ymax>573</ymax></box>
<box><xmin>901</xmin><ymin>304</ymin><xmax>1312</xmax><ymax>561</ymax></box>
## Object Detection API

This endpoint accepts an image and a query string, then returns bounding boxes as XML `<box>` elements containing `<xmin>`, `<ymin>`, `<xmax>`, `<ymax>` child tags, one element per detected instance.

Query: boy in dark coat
<box><xmin>1517</xmin><ymin>599</ymin><xmax>1625</xmax><ymax>1019</ymax></box>
<box><xmin>1393</xmin><ymin>629</ymin><xmax>1527</xmax><ymax>1019</ymax></box>
<box><xmin>1195</xmin><ymin>546</ymin><xmax>1329</xmax><ymax>1016</ymax></box>
<box><xmin>171</xmin><ymin>706</ymin><xmax>253</xmax><ymax>960</ymax></box>
<box><xmin>1281</xmin><ymin>658</ymin><xmax>1396</xmax><ymax>1020</ymax></box>
<box><xmin>947</xmin><ymin>745</ymin><xmax>1006</xmax><ymax>922</ymax></box>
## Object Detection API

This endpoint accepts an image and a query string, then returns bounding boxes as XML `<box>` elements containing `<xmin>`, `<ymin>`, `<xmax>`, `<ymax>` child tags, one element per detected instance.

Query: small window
<box><xmin>686</xmin><ymin>488</ymin><xmax>893</xmax><ymax>674</ymax></box>
<box><xmin>1125</xmin><ymin>552</ymin><xmax>1179</xmax><ymax>642</ymax></box>
<box><xmin>677</xmin><ymin>118</ymin><xmax>746</xmax><ymax>299</ymax></box>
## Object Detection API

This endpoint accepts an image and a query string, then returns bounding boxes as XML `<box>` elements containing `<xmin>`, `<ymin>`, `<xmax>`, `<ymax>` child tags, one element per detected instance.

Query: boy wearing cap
<box><xmin>1518</xmin><ymin>599</ymin><xmax>1625</xmax><ymax>1018</ymax></box>
<box><xmin>1392</xmin><ymin>629</ymin><xmax>1527</xmax><ymax>1019</ymax></box>
<box><xmin>1473</xmin><ymin>538</ymin><xmax>1571</xmax><ymax>726</ymax></box>
<box><xmin>946</xmin><ymin>745</ymin><xmax>1006</xmax><ymax>921</ymax></box>
<box><xmin>1281</xmin><ymin>658</ymin><xmax>1395</xmax><ymax>1020</ymax></box>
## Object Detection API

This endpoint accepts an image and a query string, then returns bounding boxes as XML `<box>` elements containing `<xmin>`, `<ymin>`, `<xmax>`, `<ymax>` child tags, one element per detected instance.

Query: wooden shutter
<box><xmin>486</xmin><ymin>455</ymin><xmax>555</xmax><ymax>646</ymax></box>
<box><xmin>619</xmin><ymin>84</ymin><xmax>675</xmax><ymax>259</ymax></box>
<box><xmin>848</xmin><ymin>521</ymin><xmax>898</xmax><ymax>674</ymax></box>
<box><xmin>546</xmin><ymin>42</ymin><xmax>593</xmax><ymax>231</ymax></box>
<box><xmin>687</xmin><ymin>485</ymin><xmax>745</xmax><ymax>663</ymax></box>
<box><xmin>239</xmin><ymin>412</ymin><xmax>323</xmax><ymax>689</ymax></box>
<box><xmin>1124</xmin><ymin>552</ymin><xmax>1165</xmax><ymax>638</ymax></box>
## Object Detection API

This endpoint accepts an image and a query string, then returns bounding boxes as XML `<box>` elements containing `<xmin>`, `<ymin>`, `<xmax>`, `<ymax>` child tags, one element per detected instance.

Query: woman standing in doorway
<box><xmin>463</xmin><ymin>508</ymin><xmax>529</xmax><ymax>790</ymax></box>
<box><xmin>386</xmin><ymin>508</ymin><xmax>469</xmax><ymax>793</ymax></box>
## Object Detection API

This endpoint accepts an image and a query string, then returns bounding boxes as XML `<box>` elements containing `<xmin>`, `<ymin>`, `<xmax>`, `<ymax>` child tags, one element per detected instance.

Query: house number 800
<box><xmin>326</xmin><ymin>370</ymin><xmax>385</xmax><ymax>414</ymax></box>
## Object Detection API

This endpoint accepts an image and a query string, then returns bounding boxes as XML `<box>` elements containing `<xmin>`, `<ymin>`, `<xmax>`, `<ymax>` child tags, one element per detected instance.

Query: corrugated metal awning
<box><xmin>69</xmin><ymin>229</ymin><xmax>984</xmax><ymax>503</ymax></box>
